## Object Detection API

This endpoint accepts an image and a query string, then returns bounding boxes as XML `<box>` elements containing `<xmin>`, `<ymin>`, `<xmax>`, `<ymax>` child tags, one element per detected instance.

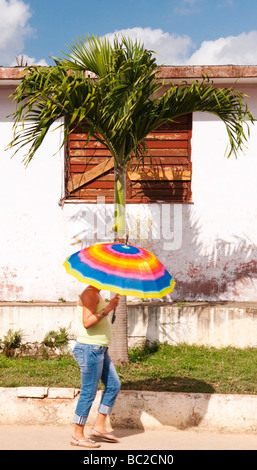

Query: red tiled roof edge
<box><xmin>157</xmin><ymin>65</ymin><xmax>257</xmax><ymax>79</ymax></box>
<box><xmin>1</xmin><ymin>65</ymin><xmax>257</xmax><ymax>81</ymax></box>
<box><xmin>0</xmin><ymin>67</ymin><xmax>26</xmax><ymax>79</ymax></box>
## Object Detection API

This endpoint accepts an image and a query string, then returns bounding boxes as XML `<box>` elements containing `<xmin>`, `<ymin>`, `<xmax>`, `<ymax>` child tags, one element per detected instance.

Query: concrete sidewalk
<box><xmin>0</xmin><ymin>424</ymin><xmax>257</xmax><ymax>450</ymax></box>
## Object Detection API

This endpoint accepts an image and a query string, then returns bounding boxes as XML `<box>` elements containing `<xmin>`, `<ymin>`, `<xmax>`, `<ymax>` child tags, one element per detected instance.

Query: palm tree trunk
<box><xmin>114</xmin><ymin>164</ymin><xmax>127</xmax><ymax>240</ymax></box>
<box><xmin>109</xmin><ymin>164</ymin><xmax>129</xmax><ymax>364</ymax></box>
<box><xmin>109</xmin><ymin>294</ymin><xmax>129</xmax><ymax>364</ymax></box>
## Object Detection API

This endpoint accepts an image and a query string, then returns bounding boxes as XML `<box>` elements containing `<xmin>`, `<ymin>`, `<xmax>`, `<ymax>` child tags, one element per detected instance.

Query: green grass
<box><xmin>119</xmin><ymin>342</ymin><xmax>257</xmax><ymax>395</ymax></box>
<box><xmin>0</xmin><ymin>355</ymin><xmax>80</xmax><ymax>388</ymax></box>
<box><xmin>1</xmin><ymin>343</ymin><xmax>257</xmax><ymax>394</ymax></box>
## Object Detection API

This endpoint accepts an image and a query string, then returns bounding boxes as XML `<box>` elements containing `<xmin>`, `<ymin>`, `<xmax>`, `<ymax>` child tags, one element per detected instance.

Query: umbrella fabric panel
<box><xmin>64</xmin><ymin>255</ymin><xmax>175</xmax><ymax>297</ymax></box>
<box><xmin>79</xmin><ymin>243</ymin><xmax>165</xmax><ymax>279</ymax></box>
<box><xmin>63</xmin><ymin>243</ymin><xmax>176</xmax><ymax>298</ymax></box>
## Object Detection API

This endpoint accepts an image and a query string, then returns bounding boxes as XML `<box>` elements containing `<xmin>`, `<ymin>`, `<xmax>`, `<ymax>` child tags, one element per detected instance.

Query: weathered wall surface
<box><xmin>1</xmin><ymin>387</ymin><xmax>257</xmax><ymax>433</ymax></box>
<box><xmin>1</xmin><ymin>301</ymin><xmax>257</xmax><ymax>348</ymax></box>
<box><xmin>1</xmin><ymin>82</ymin><xmax>257</xmax><ymax>302</ymax></box>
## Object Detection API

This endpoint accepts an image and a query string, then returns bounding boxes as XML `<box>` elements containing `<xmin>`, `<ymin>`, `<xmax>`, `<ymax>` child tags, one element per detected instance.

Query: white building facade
<box><xmin>1</xmin><ymin>66</ymin><xmax>257</xmax><ymax>302</ymax></box>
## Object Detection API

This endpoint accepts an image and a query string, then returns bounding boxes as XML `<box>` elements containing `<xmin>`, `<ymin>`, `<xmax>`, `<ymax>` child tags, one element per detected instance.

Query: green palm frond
<box><xmin>8</xmin><ymin>64</ymin><xmax>97</xmax><ymax>165</ymax></box>
<box><xmin>8</xmin><ymin>35</ymin><xmax>254</xmax><ymax>168</ymax></box>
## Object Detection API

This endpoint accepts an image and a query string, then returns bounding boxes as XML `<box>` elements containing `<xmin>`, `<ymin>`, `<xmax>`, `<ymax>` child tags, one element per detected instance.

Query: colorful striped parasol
<box><xmin>63</xmin><ymin>242</ymin><xmax>175</xmax><ymax>299</ymax></box>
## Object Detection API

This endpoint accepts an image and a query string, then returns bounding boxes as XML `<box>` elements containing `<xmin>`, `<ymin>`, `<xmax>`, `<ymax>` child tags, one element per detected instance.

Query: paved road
<box><xmin>0</xmin><ymin>424</ymin><xmax>257</xmax><ymax>450</ymax></box>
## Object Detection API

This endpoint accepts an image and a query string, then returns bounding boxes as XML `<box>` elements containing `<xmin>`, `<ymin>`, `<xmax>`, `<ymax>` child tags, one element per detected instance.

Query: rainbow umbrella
<box><xmin>63</xmin><ymin>242</ymin><xmax>175</xmax><ymax>299</ymax></box>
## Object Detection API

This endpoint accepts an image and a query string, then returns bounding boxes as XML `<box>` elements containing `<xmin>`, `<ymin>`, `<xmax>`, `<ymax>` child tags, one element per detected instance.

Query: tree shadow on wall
<box><xmin>67</xmin><ymin>203</ymin><xmax>257</xmax><ymax>301</ymax></box>
<box><xmin>159</xmin><ymin>204</ymin><xmax>257</xmax><ymax>301</ymax></box>
<box><xmin>133</xmin><ymin>204</ymin><xmax>257</xmax><ymax>348</ymax></box>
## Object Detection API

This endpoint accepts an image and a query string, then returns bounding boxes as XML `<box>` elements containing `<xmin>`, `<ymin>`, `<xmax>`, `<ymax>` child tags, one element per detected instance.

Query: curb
<box><xmin>1</xmin><ymin>387</ymin><xmax>257</xmax><ymax>433</ymax></box>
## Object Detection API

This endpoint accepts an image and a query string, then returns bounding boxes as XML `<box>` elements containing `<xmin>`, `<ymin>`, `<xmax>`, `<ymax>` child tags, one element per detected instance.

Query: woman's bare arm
<box><xmin>81</xmin><ymin>290</ymin><xmax>120</xmax><ymax>329</ymax></box>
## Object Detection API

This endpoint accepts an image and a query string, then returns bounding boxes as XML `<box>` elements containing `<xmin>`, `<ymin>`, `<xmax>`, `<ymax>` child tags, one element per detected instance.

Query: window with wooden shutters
<box><xmin>65</xmin><ymin>114</ymin><xmax>192</xmax><ymax>203</ymax></box>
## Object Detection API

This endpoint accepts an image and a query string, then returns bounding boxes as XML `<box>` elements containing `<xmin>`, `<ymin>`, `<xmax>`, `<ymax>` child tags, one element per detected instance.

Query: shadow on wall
<box><xmin>67</xmin><ymin>203</ymin><xmax>257</xmax><ymax>302</ymax></box>
<box><xmin>109</xmin><ymin>381</ymin><xmax>215</xmax><ymax>432</ymax></box>
<box><xmin>170</xmin><ymin>205</ymin><xmax>257</xmax><ymax>301</ymax></box>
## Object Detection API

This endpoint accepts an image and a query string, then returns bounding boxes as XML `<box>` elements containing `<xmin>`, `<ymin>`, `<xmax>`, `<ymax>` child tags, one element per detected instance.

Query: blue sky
<box><xmin>1</xmin><ymin>0</ymin><xmax>257</xmax><ymax>66</ymax></box>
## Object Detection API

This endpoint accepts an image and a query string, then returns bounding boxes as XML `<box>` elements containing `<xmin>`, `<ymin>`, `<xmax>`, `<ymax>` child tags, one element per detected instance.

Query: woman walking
<box><xmin>70</xmin><ymin>285</ymin><xmax>120</xmax><ymax>448</ymax></box>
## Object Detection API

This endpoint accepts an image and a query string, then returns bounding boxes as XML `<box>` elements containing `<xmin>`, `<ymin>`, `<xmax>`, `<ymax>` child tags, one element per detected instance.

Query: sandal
<box><xmin>90</xmin><ymin>428</ymin><xmax>119</xmax><ymax>443</ymax></box>
<box><xmin>70</xmin><ymin>436</ymin><xmax>101</xmax><ymax>448</ymax></box>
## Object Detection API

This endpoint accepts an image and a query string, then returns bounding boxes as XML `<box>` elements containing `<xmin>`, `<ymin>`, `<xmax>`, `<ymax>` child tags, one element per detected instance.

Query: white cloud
<box><xmin>104</xmin><ymin>27</ymin><xmax>195</xmax><ymax>65</ymax></box>
<box><xmin>0</xmin><ymin>0</ymin><xmax>47</xmax><ymax>66</ymax></box>
<box><xmin>105</xmin><ymin>27</ymin><xmax>257</xmax><ymax>66</ymax></box>
<box><xmin>188</xmin><ymin>31</ymin><xmax>257</xmax><ymax>65</ymax></box>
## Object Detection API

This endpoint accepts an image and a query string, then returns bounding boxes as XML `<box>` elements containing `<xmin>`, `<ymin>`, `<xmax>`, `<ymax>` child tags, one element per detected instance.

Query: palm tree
<box><xmin>9</xmin><ymin>35</ymin><xmax>254</xmax><ymax>363</ymax></box>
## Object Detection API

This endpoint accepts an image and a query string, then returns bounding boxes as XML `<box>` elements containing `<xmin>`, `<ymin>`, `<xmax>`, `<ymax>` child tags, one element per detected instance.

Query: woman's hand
<box><xmin>106</xmin><ymin>294</ymin><xmax>120</xmax><ymax>313</ymax></box>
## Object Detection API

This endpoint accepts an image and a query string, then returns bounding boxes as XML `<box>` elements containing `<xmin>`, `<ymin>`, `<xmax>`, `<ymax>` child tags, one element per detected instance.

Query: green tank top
<box><xmin>76</xmin><ymin>294</ymin><xmax>112</xmax><ymax>347</ymax></box>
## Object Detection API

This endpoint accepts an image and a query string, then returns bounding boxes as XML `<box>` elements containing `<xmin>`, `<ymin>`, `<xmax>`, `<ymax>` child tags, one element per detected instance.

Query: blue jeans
<box><xmin>73</xmin><ymin>342</ymin><xmax>121</xmax><ymax>425</ymax></box>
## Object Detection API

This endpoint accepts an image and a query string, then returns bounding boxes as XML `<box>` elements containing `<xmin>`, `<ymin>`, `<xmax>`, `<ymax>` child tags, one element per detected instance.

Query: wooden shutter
<box><xmin>66</xmin><ymin>114</ymin><xmax>192</xmax><ymax>203</ymax></box>
<box><xmin>66</xmin><ymin>131</ymin><xmax>115</xmax><ymax>202</ymax></box>
<box><xmin>127</xmin><ymin>114</ymin><xmax>192</xmax><ymax>203</ymax></box>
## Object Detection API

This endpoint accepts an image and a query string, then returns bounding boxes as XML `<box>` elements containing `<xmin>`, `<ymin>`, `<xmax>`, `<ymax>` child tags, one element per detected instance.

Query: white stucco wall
<box><xmin>1</xmin><ymin>82</ymin><xmax>257</xmax><ymax>302</ymax></box>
